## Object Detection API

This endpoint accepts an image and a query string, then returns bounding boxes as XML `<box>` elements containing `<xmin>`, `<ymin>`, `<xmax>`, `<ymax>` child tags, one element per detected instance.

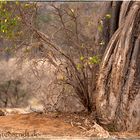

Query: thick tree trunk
<box><xmin>96</xmin><ymin>2</ymin><xmax>140</xmax><ymax>131</ymax></box>
<box><xmin>110</xmin><ymin>1</ymin><xmax>122</xmax><ymax>37</ymax></box>
<box><xmin>97</xmin><ymin>1</ymin><xmax>122</xmax><ymax>54</ymax></box>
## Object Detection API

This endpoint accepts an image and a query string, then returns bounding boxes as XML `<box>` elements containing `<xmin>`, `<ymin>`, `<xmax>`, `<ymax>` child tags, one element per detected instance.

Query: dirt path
<box><xmin>0</xmin><ymin>113</ymin><xmax>139</xmax><ymax>139</ymax></box>
<box><xmin>0</xmin><ymin>113</ymin><xmax>83</xmax><ymax>137</ymax></box>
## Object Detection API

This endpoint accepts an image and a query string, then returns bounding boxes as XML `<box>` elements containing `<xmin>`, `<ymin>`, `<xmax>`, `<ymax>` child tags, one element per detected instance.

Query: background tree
<box><xmin>1</xmin><ymin>2</ymin><xmax>103</xmax><ymax>112</ymax></box>
<box><xmin>0</xmin><ymin>1</ymin><xmax>37</xmax><ymax>108</ymax></box>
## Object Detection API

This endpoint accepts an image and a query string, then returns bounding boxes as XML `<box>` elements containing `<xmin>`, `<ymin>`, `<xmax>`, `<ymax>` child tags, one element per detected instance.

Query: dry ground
<box><xmin>0</xmin><ymin>113</ymin><xmax>139</xmax><ymax>139</ymax></box>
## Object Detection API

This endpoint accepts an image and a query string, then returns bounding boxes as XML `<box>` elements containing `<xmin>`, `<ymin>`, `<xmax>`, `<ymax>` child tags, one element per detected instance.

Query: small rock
<box><xmin>0</xmin><ymin>109</ymin><xmax>5</xmax><ymax>116</ymax></box>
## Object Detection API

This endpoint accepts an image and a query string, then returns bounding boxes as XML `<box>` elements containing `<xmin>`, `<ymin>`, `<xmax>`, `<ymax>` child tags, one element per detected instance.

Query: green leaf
<box><xmin>99</xmin><ymin>41</ymin><xmax>105</xmax><ymax>46</ymax></box>
<box><xmin>88</xmin><ymin>56</ymin><xmax>100</xmax><ymax>64</ymax></box>
<box><xmin>80</xmin><ymin>56</ymin><xmax>84</xmax><ymax>61</ymax></box>
<box><xmin>105</xmin><ymin>14</ymin><xmax>111</xmax><ymax>19</ymax></box>
<box><xmin>97</xmin><ymin>21</ymin><xmax>103</xmax><ymax>32</ymax></box>
<box><xmin>76</xmin><ymin>63</ymin><xmax>82</xmax><ymax>70</ymax></box>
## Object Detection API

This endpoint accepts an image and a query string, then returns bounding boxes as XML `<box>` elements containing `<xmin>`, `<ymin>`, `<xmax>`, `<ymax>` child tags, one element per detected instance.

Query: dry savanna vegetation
<box><xmin>0</xmin><ymin>1</ymin><xmax>139</xmax><ymax>139</ymax></box>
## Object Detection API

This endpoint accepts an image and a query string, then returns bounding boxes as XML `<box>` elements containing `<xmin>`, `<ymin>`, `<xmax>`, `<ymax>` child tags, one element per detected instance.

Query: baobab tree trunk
<box><xmin>96</xmin><ymin>1</ymin><xmax>140</xmax><ymax>131</ymax></box>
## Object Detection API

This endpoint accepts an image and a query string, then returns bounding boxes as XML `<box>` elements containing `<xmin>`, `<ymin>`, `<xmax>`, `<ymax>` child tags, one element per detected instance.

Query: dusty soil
<box><xmin>0</xmin><ymin>113</ymin><xmax>139</xmax><ymax>139</ymax></box>
<box><xmin>0</xmin><ymin>113</ymin><xmax>83</xmax><ymax>137</ymax></box>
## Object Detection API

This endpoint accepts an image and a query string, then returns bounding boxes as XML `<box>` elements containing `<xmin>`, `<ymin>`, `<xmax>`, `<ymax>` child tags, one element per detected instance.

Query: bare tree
<box><xmin>17</xmin><ymin>3</ymin><xmax>102</xmax><ymax>112</ymax></box>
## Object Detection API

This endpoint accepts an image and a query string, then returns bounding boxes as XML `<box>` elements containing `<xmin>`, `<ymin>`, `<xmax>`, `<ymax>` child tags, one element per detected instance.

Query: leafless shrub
<box><xmin>16</xmin><ymin>2</ymin><xmax>104</xmax><ymax>112</ymax></box>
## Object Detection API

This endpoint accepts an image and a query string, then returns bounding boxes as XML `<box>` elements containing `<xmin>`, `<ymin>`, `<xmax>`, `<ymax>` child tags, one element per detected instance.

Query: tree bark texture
<box><xmin>96</xmin><ymin>2</ymin><xmax>140</xmax><ymax>131</ymax></box>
